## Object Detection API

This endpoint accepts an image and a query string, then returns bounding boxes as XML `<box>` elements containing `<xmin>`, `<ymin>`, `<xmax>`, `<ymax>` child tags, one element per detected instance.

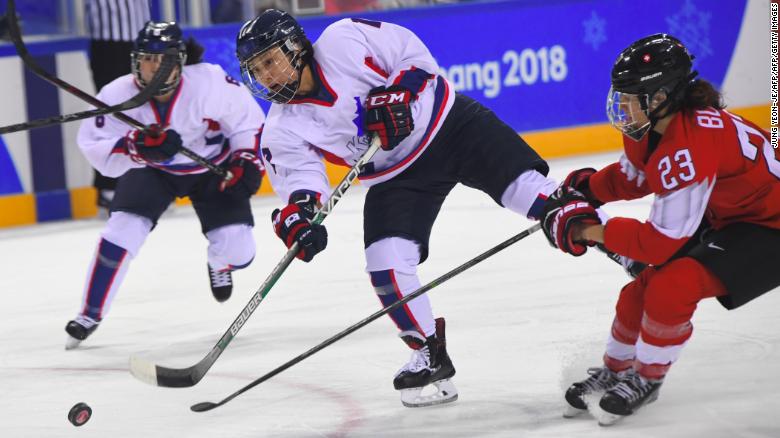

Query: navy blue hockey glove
<box><xmin>131</xmin><ymin>125</ymin><xmax>182</xmax><ymax>163</ymax></box>
<box><xmin>541</xmin><ymin>186</ymin><xmax>601</xmax><ymax>256</ymax></box>
<box><xmin>365</xmin><ymin>85</ymin><xmax>414</xmax><ymax>151</ymax></box>
<box><xmin>218</xmin><ymin>150</ymin><xmax>265</xmax><ymax>199</ymax></box>
<box><xmin>272</xmin><ymin>191</ymin><xmax>328</xmax><ymax>262</ymax></box>
<box><xmin>562</xmin><ymin>167</ymin><xmax>603</xmax><ymax>207</ymax></box>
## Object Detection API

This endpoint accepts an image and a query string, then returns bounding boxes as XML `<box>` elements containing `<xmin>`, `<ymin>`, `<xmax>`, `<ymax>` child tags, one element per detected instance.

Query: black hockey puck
<box><xmin>68</xmin><ymin>402</ymin><xmax>92</xmax><ymax>427</ymax></box>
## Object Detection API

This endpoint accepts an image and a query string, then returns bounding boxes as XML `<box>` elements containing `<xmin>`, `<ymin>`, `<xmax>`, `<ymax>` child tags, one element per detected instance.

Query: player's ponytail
<box><xmin>682</xmin><ymin>79</ymin><xmax>724</xmax><ymax>110</ymax></box>
<box><xmin>184</xmin><ymin>37</ymin><xmax>205</xmax><ymax>65</ymax></box>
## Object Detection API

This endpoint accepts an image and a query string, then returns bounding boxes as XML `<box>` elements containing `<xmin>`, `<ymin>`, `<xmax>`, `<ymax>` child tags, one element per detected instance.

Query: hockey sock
<box><xmin>370</xmin><ymin>269</ymin><xmax>435</xmax><ymax>338</ymax></box>
<box><xmin>80</xmin><ymin>238</ymin><xmax>130</xmax><ymax>320</ymax></box>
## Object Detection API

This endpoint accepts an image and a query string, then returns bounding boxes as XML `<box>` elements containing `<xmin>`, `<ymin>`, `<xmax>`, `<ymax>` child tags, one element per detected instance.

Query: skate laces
<box><xmin>399</xmin><ymin>346</ymin><xmax>432</xmax><ymax>375</ymax></box>
<box><xmin>74</xmin><ymin>315</ymin><xmax>99</xmax><ymax>329</ymax></box>
<box><xmin>209</xmin><ymin>267</ymin><xmax>232</xmax><ymax>288</ymax></box>
<box><xmin>610</xmin><ymin>372</ymin><xmax>654</xmax><ymax>402</ymax></box>
<box><xmin>582</xmin><ymin>367</ymin><xmax>618</xmax><ymax>392</ymax></box>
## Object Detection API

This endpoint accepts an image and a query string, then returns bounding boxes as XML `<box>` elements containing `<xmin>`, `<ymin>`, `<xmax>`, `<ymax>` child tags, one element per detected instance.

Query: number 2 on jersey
<box><xmin>658</xmin><ymin>148</ymin><xmax>696</xmax><ymax>190</ymax></box>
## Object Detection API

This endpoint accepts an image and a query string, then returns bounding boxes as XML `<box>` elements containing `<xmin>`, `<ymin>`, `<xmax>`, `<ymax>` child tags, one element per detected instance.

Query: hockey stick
<box><xmin>0</xmin><ymin>0</ymin><xmax>229</xmax><ymax>179</ymax></box>
<box><xmin>190</xmin><ymin>222</ymin><xmax>542</xmax><ymax>412</ymax></box>
<box><xmin>0</xmin><ymin>0</ymin><xmax>177</xmax><ymax>134</ymax></box>
<box><xmin>129</xmin><ymin>135</ymin><xmax>383</xmax><ymax>388</ymax></box>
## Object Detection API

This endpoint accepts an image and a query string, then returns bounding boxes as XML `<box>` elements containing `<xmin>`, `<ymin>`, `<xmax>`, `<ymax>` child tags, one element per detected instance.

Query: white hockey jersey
<box><xmin>261</xmin><ymin>18</ymin><xmax>456</xmax><ymax>202</ymax></box>
<box><xmin>78</xmin><ymin>63</ymin><xmax>265</xmax><ymax>177</ymax></box>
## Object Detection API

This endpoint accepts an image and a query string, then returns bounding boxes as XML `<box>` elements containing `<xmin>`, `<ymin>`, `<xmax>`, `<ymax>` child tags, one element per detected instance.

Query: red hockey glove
<box><xmin>365</xmin><ymin>85</ymin><xmax>414</xmax><ymax>151</ymax></box>
<box><xmin>541</xmin><ymin>186</ymin><xmax>601</xmax><ymax>256</ymax></box>
<box><xmin>130</xmin><ymin>125</ymin><xmax>182</xmax><ymax>163</ymax></box>
<box><xmin>218</xmin><ymin>150</ymin><xmax>265</xmax><ymax>199</ymax></box>
<box><xmin>271</xmin><ymin>191</ymin><xmax>328</xmax><ymax>262</ymax></box>
<box><xmin>562</xmin><ymin>167</ymin><xmax>603</xmax><ymax>207</ymax></box>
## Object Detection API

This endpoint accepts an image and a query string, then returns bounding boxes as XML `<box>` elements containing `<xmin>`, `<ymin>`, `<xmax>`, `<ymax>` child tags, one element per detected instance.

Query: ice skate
<box><xmin>65</xmin><ymin>315</ymin><xmax>100</xmax><ymax>350</ymax></box>
<box><xmin>393</xmin><ymin>318</ymin><xmax>457</xmax><ymax>408</ymax></box>
<box><xmin>597</xmin><ymin>372</ymin><xmax>662</xmax><ymax>426</ymax></box>
<box><xmin>207</xmin><ymin>264</ymin><xmax>233</xmax><ymax>302</ymax></box>
<box><xmin>563</xmin><ymin>366</ymin><xmax>623</xmax><ymax>418</ymax></box>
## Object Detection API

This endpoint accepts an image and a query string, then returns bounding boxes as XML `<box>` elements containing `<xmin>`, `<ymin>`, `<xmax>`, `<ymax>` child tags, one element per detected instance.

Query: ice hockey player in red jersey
<box><xmin>235</xmin><ymin>10</ymin><xmax>558</xmax><ymax>407</ymax></box>
<box><xmin>540</xmin><ymin>33</ymin><xmax>780</xmax><ymax>425</ymax></box>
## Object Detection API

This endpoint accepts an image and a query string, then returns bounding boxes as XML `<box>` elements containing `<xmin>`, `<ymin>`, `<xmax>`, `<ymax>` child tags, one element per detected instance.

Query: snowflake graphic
<box><xmin>583</xmin><ymin>11</ymin><xmax>607</xmax><ymax>50</ymax></box>
<box><xmin>666</xmin><ymin>0</ymin><xmax>713</xmax><ymax>59</ymax></box>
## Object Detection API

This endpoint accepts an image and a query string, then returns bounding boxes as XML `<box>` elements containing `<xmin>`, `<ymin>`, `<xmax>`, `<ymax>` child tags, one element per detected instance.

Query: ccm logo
<box><xmin>369</xmin><ymin>92</ymin><xmax>406</xmax><ymax>106</ymax></box>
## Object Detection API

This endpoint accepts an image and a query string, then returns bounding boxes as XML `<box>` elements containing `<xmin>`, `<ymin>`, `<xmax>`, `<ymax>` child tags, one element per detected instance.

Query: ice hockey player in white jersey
<box><xmin>235</xmin><ymin>10</ymin><xmax>558</xmax><ymax>407</ymax></box>
<box><xmin>65</xmin><ymin>21</ymin><xmax>266</xmax><ymax>349</ymax></box>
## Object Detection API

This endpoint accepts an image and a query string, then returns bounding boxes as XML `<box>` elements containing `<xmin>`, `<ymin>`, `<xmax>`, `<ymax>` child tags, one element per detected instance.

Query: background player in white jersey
<box><xmin>65</xmin><ymin>21</ymin><xmax>266</xmax><ymax>349</ymax></box>
<box><xmin>235</xmin><ymin>10</ymin><xmax>558</xmax><ymax>407</ymax></box>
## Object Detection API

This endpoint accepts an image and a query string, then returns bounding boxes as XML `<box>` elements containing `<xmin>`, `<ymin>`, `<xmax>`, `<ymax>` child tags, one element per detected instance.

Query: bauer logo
<box><xmin>230</xmin><ymin>293</ymin><xmax>263</xmax><ymax>336</ymax></box>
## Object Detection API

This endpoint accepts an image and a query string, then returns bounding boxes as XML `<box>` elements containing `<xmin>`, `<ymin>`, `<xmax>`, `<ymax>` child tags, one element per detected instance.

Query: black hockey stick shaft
<box><xmin>129</xmin><ymin>136</ymin><xmax>383</xmax><ymax>388</ymax></box>
<box><xmin>0</xmin><ymin>0</ymin><xmax>174</xmax><ymax>134</ymax></box>
<box><xmin>1</xmin><ymin>0</ymin><xmax>229</xmax><ymax>179</ymax></box>
<box><xmin>190</xmin><ymin>223</ymin><xmax>542</xmax><ymax>412</ymax></box>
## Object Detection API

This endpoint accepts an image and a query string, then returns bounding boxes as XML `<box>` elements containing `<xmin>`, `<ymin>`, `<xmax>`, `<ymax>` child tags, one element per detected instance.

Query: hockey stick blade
<box><xmin>190</xmin><ymin>223</ymin><xmax>542</xmax><ymax>412</ymax></box>
<box><xmin>129</xmin><ymin>136</ymin><xmax>383</xmax><ymax>388</ymax></box>
<box><xmin>0</xmin><ymin>0</ymin><xmax>177</xmax><ymax>135</ymax></box>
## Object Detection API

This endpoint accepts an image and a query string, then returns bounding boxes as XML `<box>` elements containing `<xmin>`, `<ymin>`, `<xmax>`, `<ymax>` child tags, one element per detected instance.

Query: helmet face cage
<box><xmin>132</xmin><ymin>21</ymin><xmax>187</xmax><ymax>96</ymax></box>
<box><xmin>239</xmin><ymin>38</ymin><xmax>304</xmax><ymax>104</ymax></box>
<box><xmin>607</xmin><ymin>87</ymin><xmax>652</xmax><ymax>141</ymax></box>
<box><xmin>131</xmin><ymin>50</ymin><xmax>187</xmax><ymax>96</ymax></box>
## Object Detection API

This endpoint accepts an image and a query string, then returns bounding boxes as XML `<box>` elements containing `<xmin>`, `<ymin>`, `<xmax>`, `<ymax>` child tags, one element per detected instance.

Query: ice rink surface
<box><xmin>1</xmin><ymin>153</ymin><xmax>778</xmax><ymax>437</ymax></box>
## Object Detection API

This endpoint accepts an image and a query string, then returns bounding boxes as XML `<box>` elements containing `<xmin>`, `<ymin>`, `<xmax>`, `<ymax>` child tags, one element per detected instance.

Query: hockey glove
<box><xmin>218</xmin><ymin>150</ymin><xmax>265</xmax><ymax>199</ymax></box>
<box><xmin>131</xmin><ymin>125</ymin><xmax>182</xmax><ymax>163</ymax></box>
<box><xmin>562</xmin><ymin>167</ymin><xmax>603</xmax><ymax>207</ymax></box>
<box><xmin>365</xmin><ymin>85</ymin><xmax>414</xmax><ymax>151</ymax></box>
<box><xmin>272</xmin><ymin>191</ymin><xmax>328</xmax><ymax>262</ymax></box>
<box><xmin>541</xmin><ymin>186</ymin><xmax>601</xmax><ymax>256</ymax></box>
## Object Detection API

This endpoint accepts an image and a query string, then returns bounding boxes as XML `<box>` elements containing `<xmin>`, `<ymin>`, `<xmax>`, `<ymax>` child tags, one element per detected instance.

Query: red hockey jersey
<box><xmin>589</xmin><ymin>108</ymin><xmax>780</xmax><ymax>265</ymax></box>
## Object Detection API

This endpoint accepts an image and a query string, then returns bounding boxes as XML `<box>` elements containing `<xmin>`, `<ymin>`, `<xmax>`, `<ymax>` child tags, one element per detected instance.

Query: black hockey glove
<box><xmin>541</xmin><ymin>186</ymin><xmax>601</xmax><ymax>256</ymax></box>
<box><xmin>218</xmin><ymin>150</ymin><xmax>265</xmax><ymax>199</ymax></box>
<box><xmin>365</xmin><ymin>85</ymin><xmax>414</xmax><ymax>151</ymax></box>
<box><xmin>272</xmin><ymin>191</ymin><xmax>328</xmax><ymax>262</ymax></box>
<box><xmin>131</xmin><ymin>125</ymin><xmax>182</xmax><ymax>163</ymax></box>
<box><xmin>562</xmin><ymin>167</ymin><xmax>603</xmax><ymax>207</ymax></box>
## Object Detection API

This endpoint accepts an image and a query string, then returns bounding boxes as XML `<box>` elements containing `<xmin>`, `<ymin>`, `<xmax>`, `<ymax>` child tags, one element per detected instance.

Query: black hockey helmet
<box><xmin>132</xmin><ymin>21</ymin><xmax>187</xmax><ymax>96</ymax></box>
<box><xmin>235</xmin><ymin>9</ymin><xmax>311</xmax><ymax>103</ymax></box>
<box><xmin>607</xmin><ymin>33</ymin><xmax>698</xmax><ymax>140</ymax></box>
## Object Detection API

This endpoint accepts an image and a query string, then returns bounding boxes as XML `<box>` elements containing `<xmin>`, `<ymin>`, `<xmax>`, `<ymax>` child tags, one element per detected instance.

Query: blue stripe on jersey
<box><xmin>395</xmin><ymin>67</ymin><xmax>434</xmax><ymax>96</ymax></box>
<box><xmin>25</xmin><ymin>54</ymin><xmax>65</xmax><ymax>192</ymax></box>
<box><xmin>83</xmin><ymin>238</ymin><xmax>128</xmax><ymax>320</ymax></box>
<box><xmin>370</xmin><ymin>270</ymin><xmax>419</xmax><ymax>333</ymax></box>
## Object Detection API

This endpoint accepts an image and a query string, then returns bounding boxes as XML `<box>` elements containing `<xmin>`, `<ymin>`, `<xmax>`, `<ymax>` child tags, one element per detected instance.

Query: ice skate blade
<box><xmin>598</xmin><ymin>412</ymin><xmax>624</xmax><ymax>426</ymax></box>
<box><xmin>562</xmin><ymin>405</ymin><xmax>587</xmax><ymax>418</ymax></box>
<box><xmin>65</xmin><ymin>335</ymin><xmax>82</xmax><ymax>350</ymax></box>
<box><xmin>400</xmin><ymin>379</ymin><xmax>458</xmax><ymax>408</ymax></box>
